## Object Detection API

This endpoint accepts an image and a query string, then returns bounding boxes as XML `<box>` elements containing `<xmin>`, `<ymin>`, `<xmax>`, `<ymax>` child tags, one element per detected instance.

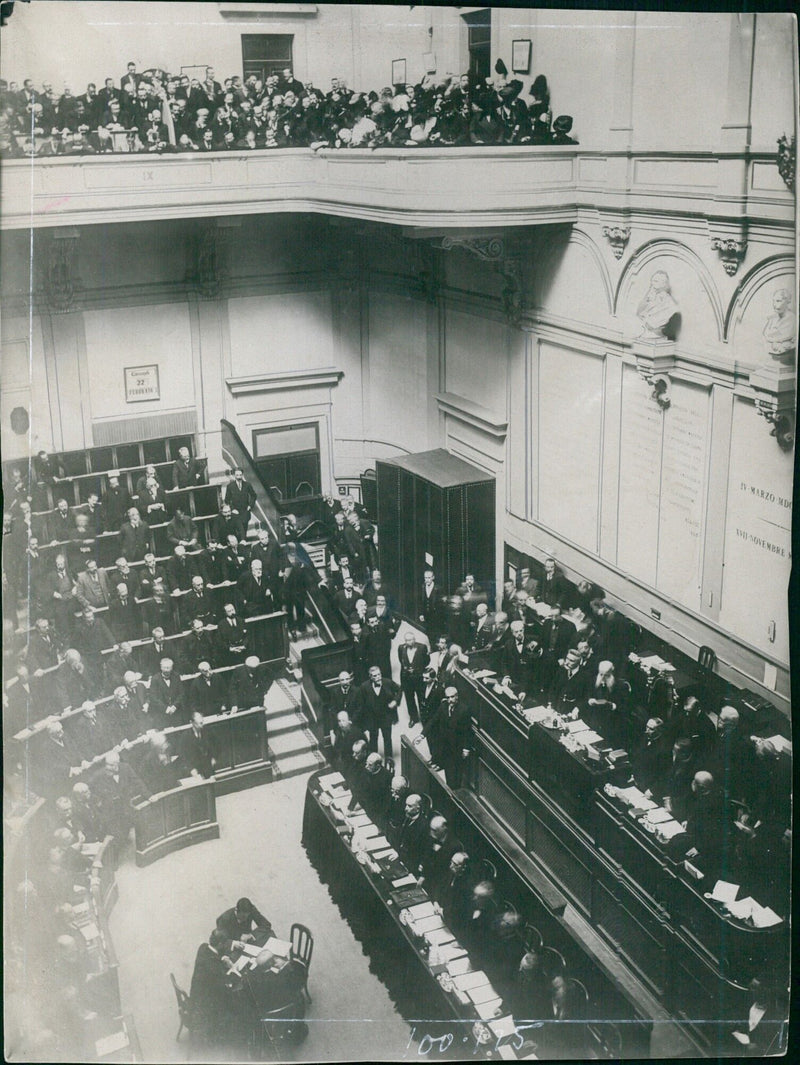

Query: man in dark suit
<box><xmin>181</xmin><ymin>575</ymin><xmax>216</xmax><ymax>628</ymax></box>
<box><xmin>334</xmin><ymin>576</ymin><xmax>358</xmax><ymax>617</ymax></box>
<box><xmin>419</xmin><ymin>570</ymin><xmax>443</xmax><ymax>632</ymax></box>
<box><xmin>684</xmin><ymin>771</ymin><xmax>730</xmax><ymax>880</ymax></box>
<box><xmin>355</xmin><ymin>666</ymin><xmax>400</xmax><ymax>758</ymax></box>
<box><xmin>103</xmin><ymin>473</ymin><xmax>132</xmax><ymax>532</ymax></box>
<box><xmin>363</xmin><ymin>613</ymin><xmax>392</xmax><ymax>680</ymax></box>
<box><xmin>109</xmin><ymin>580</ymin><xmax>142</xmax><ymax>642</ymax></box>
<box><xmin>630</xmin><ymin>717</ymin><xmax>672</xmax><ymax>801</ymax></box>
<box><xmin>216</xmin><ymin>601</ymin><xmax>249</xmax><ymax>665</ymax></box>
<box><xmin>418</xmin><ymin>666</ymin><xmax>443</xmax><ymax>729</ymax></box>
<box><xmin>229</xmin><ymin>655</ymin><xmax>271</xmax><ymax>713</ymax></box>
<box><xmin>74</xmin><ymin>559</ymin><xmax>111</xmax><ymax>610</ymax></box>
<box><xmin>350</xmin><ymin>751</ymin><xmax>392</xmax><ymax>824</ymax></box>
<box><xmin>181</xmin><ymin>710</ymin><xmax>219</xmax><ymax>778</ymax></box>
<box><xmin>550</xmin><ymin>647</ymin><xmax>591</xmax><ymax>712</ymax></box>
<box><xmin>500</xmin><ymin>620</ymin><xmax>537</xmax><ymax>690</ymax></box>
<box><xmin>397</xmin><ymin>630</ymin><xmax>430</xmax><ymax>726</ymax></box>
<box><xmin>373</xmin><ymin>594</ymin><xmax>399</xmax><ymax>640</ymax></box>
<box><xmin>119</xmin><ymin>507</ymin><xmax>150</xmax><ymax>562</ymax></box>
<box><xmin>469</xmin><ymin>603</ymin><xmax>495</xmax><ymax>651</ymax></box>
<box><xmin>217</xmin><ymin>897</ymin><xmax>273</xmax><ymax>943</ymax></box>
<box><xmin>191</xmin><ymin>661</ymin><xmax>229</xmax><ymax>717</ymax></box>
<box><xmin>69</xmin><ymin>700</ymin><xmax>116</xmax><ymax>763</ymax></box>
<box><xmin>91</xmin><ymin>750</ymin><xmax>148</xmax><ymax>841</ymax></box>
<box><xmin>540</xmin><ymin>557</ymin><xmax>568</xmax><ymax>607</ymax></box>
<box><xmin>397</xmin><ymin>793</ymin><xmax>430</xmax><ymax>875</ymax></box>
<box><xmin>137</xmin><ymin>551</ymin><xmax>167</xmax><ymax>600</ymax></box>
<box><xmin>236</xmin><ymin>558</ymin><xmax>273</xmax><ymax>617</ymax></box>
<box><xmin>421</xmin><ymin>686</ymin><xmax>472</xmax><ymax>789</ymax></box>
<box><xmin>420</xmin><ymin>815</ymin><xmax>464</xmax><ymax>898</ymax></box>
<box><xmin>119</xmin><ymin>62</ymin><xmax>142</xmax><ymax>94</ymax></box>
<box><xmin>249</xmin><ymin>527</ymin><xmax>282</xmax><ymax>584</ymax></box>
<box><xmin>331</xmin><ymin>710</ymin><xmax>366</xmax><ymax>778</ymax></box>
<box><xmin>324</xmin><ymin>671</ymin><xmax>359</xmax><ymax>739</ymax></box>
<box><xmin>189</xmin><ymin>928</ymin><xmax>237</xmax><ymax>1043</ymax></box>
<box><xmin>180</xmin><ymin>619</ymin><xmax>217</xmax><ymax>674</ymax></box>
<box><xmin>34</xmin><ymin>721</ymin><xmax>80</xmax><ymax>798</ymax></box>
<box><xmin>438</xmin><ymin>851</ymin><xmax>475</xmax><ymax>936</ymax></box>
<box><xmin>28</xmin><ymin>615</ymin><xmax>62</xmax><ymax>671</ymax></box>
<box><xmin>73</xmin><ymin>605</ymin><xmax>115</xmax><ymax>668</ymax></box>
<box><xmin>166</xmin><ymin>544</ymin><xmax>199</xmax><ymax>592</ymax></box>
<box><xmin>349</xmin><ymin>621</ymin><xmax>369</xmax><ymax>685</ymax></box>
<box><xmin>148</xmin><ymin>657</ymin><xmax>187</xmax><ymax>727</ymax></box>
<box><xmin>47</xmin><ymin>498</ymin><xmax>76</xmax><ymax>544</ymax></box>
<box><xmin>210</xmin><ymin>503</ymin><xmax>245</xmax><ymax>547</ymax></box>
<box><xmin>223</xmin><ymin>468</ymin><xmax>256</xmax><ymax>528</ymax></box>
<box><xmin>540</xmin><ymin>606</ymin><xmax>574</xmax><ymax>659</ymax></box>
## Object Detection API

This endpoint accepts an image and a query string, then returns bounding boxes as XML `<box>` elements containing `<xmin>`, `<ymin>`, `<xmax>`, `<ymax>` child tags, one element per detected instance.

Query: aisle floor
<box><xmin>110</xmin><ymin>772</ymin><xmax>414</xmax><ymax>1063</ymax></box>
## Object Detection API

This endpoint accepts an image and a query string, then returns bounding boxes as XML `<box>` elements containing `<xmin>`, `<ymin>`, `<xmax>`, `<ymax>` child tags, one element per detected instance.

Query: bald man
<box><xmin>684</xmin><ymin>771</ymin><xmax>729</xmax><ymax>877</ymax></box>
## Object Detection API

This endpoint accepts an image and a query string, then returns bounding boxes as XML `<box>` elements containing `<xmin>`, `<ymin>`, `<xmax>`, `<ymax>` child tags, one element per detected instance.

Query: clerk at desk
<box><xmin>216</xmin><ymin>897</ymin><xmax>274</xmax><ymax>944</ymax></box>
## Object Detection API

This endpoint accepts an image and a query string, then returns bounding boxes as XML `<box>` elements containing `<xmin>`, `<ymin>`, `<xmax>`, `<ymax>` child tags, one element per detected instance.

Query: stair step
<box><xmin>266</xmin><ymin>711</ymin><xmax>307</xmax><ymax>735</ymax></box>
<box><xmin>268</xmin><ymin>729</ymin><xmax>317</xmax><ymax>757</ymax></box>
<box><xmin>273</xmin><ymin>749</ymin><xmax>325</xmax><ymax>779</ymax></box>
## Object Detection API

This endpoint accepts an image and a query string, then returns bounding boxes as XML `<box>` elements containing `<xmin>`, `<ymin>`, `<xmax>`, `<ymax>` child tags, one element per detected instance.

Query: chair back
<box><xmin>523</xmin><ymin>922</ymin><xmax>544</xmax><ymax>953</ymax></box>
<box><xmin>698</xmin><ymin>645</ymin><xmax>717</xmax><ymax>673</ymax></box>
<box><xmin>290</xmin><ymin>922</ymin><xmax>314</xmax><ymax>970</ymax></box>
<box><xmin>587</xmin><ymin>1021</ymin><xmax>622</xmax><ymax>1059</ymax></box>
<box><xmin>565</xmin><ymin>976</ymin><xmax>590</xmax><ymax>1019</ymax></box>
<box><xmin>170</xmin><ymin>972</ymin><xmax>191</xmax><ymax>1023</ymax></box>
<box><xmin>540</xmin><ymin>945</ymin><xmax>566</xmax><ymax>979</ymax></box>
<box><xmin>478</xmin><ymin>857</ymin><xmax>497</xmax><ymax>883</ymax></box>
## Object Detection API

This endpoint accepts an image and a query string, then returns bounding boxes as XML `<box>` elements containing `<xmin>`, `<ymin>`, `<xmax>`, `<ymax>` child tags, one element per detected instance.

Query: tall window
<box><xmin>241</xmin><ymin>34</ymin><xmax>294</xmax><ymax>82</ymax></box>
<box><xmin>462</xmin><ymin>9</ymin><xmax>491</xmax><ymax>81</ymax></box>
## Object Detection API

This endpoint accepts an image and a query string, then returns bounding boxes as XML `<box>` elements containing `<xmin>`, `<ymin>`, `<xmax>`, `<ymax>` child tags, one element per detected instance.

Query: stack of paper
<box><xmin>521</xmin><ymin>705</ymin><xmax>552</xmax><ymax>724</ymax></box>
<box><xmin>349</xmin><ymin>813</ymin><xmax>374</xmax><ymax>828</ymax></box>
<box><xmin>319</xmin><ymin>771</ymin><xmax>345</xmax><ymax>791</ymax></box>
<box><xmin>565</xmin><ymin>719</ymin><xmax>589</xmax><ymax>734</ymax></box>
<box><xmin>468</xmin><ymin>982</ymin><xmax>501</xmax><ymax>1005</ymax></box>
<box><xmin>424</xmin><ymin>927</ymin><xmax>455</xmax><ymax>947</ymax></box>
<box><xmin>437</xmin><ymin>942</ymin><xmax>467</xmax><ymax>963</ymax></box>
<box><xmin>330</xmin><ymin>794</ymin><xmax>352</xmax><ymax>811</ymax></box>
<box><xmin>265</xmin><ymin>937</ymin><xmax>292</xmax><ymax>958</ymax></box>
<box><xmin>766</xmin><ymin>734</ymin><xmax>792</xmax><ymax>756</ymax></box>
<box><xmin>473</xmin><ymin>670</ymin><xmax>497</xmax><ymax>681</ymax></box>
<box><xmin>446</xmin><ymin>955</ymin><xmax>472</xmax><ymax>976</ymax></box>
<box><xmin>724</xmin><ymin>897</ymin><xmax>755</xmax><ymax>921</ymax></box>
<box><xmin>489</xmin><ymin>1015</ymin><xmax>516</xmax><ymax>1040</ymax></box>
<box><xmin>656</xmin><ymin>820</ymin><xmax>687</xmax><ymax>842</ymax></box>
<box><xmin>453</xmin><ymin>970</ymin><xmax>490</xmax><ymax>992</ymax></box>
<box><xmin>363</xmin><ymin>834</ymin><xmax>391</xmax><ymax>852</ymax></box>
<box><xmin>750</xmin><ymin>902</ymin><xmax>783</xmax><ymax>928</ymax></box>
<box><xmin>575</xmin><ymin>729</ymin><xmax>603</xmax><ymax>746</ymax></box>
<box><xmin>643</xmin><ymin>808</ymin><xmax>672</xmax><ymax>825</ymax></box>
<box><xmin>392</xmin><ymin>874</ymin><xmax>418</xmax><ymax>888</ymax></box>
<box><xmin>415</xmin><ymin>914</ymin><xmax>444</xmax><ymax>934</ymax></box>
<box><xmin>241</xmin><ymin>943</ymin><xmax>262</xmax><ymax>957</ymax></box>
<box><xmin>79</xmin><ymin>921</ymin><xmax>100</xmax><ymax>942</ymax></box>
<box><xmin>709</xmin><ymin>880</ymin><xmax>739</xmax><ymax>904</ymax></box>
<box><xmin>474</xmin><ymin>997</ymin><xmax>504</xmax><ymax>1020</ymax></box>
<box><xmin>408</xmin><ymin>901</ymin><xmax>436</xmax><ymax>920</ymax></box>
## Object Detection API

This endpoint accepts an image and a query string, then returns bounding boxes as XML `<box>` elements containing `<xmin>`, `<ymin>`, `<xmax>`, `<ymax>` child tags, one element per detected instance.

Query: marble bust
<box><xmin>636</xmin><ymin>270</ymin><xmax>679</xmax><ymax>340</ymax></box>
<box><xmin>762</xmin><ymin>288</ymin><xmax>795</xmax><ymax>364</ymax></box>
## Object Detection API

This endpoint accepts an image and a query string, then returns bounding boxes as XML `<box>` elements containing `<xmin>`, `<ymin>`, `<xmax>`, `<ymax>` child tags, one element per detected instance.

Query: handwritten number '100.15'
<box><xmin>406</xmin><ymin>1022</ymin><xmax>542</xmax><ymax>1057</ymax></box>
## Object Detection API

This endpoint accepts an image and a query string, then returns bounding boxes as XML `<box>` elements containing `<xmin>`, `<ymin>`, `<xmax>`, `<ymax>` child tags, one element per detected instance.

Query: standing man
<box><xmin>224</xmin><ymin>467</ymin><xmax>257</xmax><ymax>529</ymax></box>
<box><xmin>421</xmin><ymin>686</ymin><xmax>472</xmax><ymax>789</ymax></box>
<box><xmin>355</xmin><ymin>665</ymin><xmax>400</xmax><ymax>759</ymax></box>
<box><xmin>419</xmin><ymin>569</ymin><xmax>444</xmax><ymax>636</ymax></box>
<box><xmin>397</xmin><ymin>630</ymin><xmax>430</xmax><ymax>726</ymax></box>
<box><xmin>172</xmin><ymin>446</ymin><xmax>205</xmax><ymax>489</ymax></box>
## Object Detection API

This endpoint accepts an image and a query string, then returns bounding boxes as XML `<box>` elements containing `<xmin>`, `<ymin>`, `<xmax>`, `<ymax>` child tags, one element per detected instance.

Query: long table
<box><xmin>450</xmin><ymin>663</ymin><xmax>788</xmax><ymax>1050</ymax></box>
<box><xmin>133</xmin><ymin>777</ymin><xmax>219</xmax><ymax>866</ymax></box>
<box><xmin>302</xmin><ymin>771</ymin><xmax>541</xmax><ymax>1060</ymax></box>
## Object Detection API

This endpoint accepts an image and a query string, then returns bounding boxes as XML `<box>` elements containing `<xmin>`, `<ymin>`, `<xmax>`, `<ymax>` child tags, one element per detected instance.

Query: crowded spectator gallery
<box><xmin>1</xmin><ymin>3</ymin><xmax>796</xmax><ymax>1062</ymax></box>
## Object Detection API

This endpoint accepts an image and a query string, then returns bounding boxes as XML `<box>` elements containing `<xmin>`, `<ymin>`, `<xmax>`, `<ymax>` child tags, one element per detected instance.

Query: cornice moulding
<box><xmin>435</xmin><ymin>392</ymin><xmax>508</xmax><ymax>439</ymax></box>
<box><xmin>226</xmin><ymin>367</ymin><xmax>342</xmax><ymax>395</ymax></box>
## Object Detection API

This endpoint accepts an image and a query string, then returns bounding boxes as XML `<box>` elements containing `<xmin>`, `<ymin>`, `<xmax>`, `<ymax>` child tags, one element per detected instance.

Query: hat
<box><xmin>530</xmin><ymin>75</ymin><xmax>549</xmax><ymax>99</ymax></box>
<box><xmin>495</xmin><ymin>58</ymin><xmax>508</xmax><ymax>77</ymax></box>
<box><xmin>553</xmin><ymin>115</ymin><xmax>573</xmax><ymax>134</ymax></box>
<box><xmin>500</xmin><ymin>79</ymin><xmax>523</xmax><ymax>101</ymax></box>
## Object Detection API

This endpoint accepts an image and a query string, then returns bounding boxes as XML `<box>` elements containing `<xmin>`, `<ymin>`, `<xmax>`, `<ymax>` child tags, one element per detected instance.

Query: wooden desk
<box><xmin>164</xmin><ymin>706</ymin><xmax>274</xmax><ymax>795</ymax></box>
<box><xmin>133</xmin><ymin>777</ymin><xmax>219</xmax><ymax>866</ymax></box>
<box><xmin>302</xmin><ymin>771</ymin><xmax>539</xmax><ymax>1059</ymax></box>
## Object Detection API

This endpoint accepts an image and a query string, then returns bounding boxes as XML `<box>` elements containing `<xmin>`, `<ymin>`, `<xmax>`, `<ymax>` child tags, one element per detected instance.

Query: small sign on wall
<box><xmin>124</xmin><ymin>364</ymin><xmax>160</xmax><ymax>403</ymax></box>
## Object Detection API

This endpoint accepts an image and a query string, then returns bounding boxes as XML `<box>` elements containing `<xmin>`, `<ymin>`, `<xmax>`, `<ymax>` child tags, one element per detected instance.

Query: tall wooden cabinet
<box><xmin>376</xmin><ymin>449</ymin><xmax>496</xmax><ymax>620</ymax></box>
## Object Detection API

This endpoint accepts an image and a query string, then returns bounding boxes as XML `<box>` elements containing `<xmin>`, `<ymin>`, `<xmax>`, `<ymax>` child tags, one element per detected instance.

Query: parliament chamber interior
<box><xmin>1</xmin><ymin>4</ymin><xmax>796</xmax><ymax>1062</ymax></box>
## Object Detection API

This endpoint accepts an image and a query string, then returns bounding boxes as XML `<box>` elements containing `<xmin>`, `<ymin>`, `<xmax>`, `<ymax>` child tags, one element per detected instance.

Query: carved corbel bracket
<box><xmin>632</xmin><ymin>339</ymin><xmax>676</xmax><ymax>410</ymax></box>
<box><xmin>437</xmin><ymin>235</ymin><xmax>505</xmax><ymax>262</ymax></box>
<box><xmin>710</xmin><ymin>236</ymin><xmax>748</xmax><ymax>277</ymax></box>
<box><xmin>749</xmin><ymin>362</ymin><xmax>795</xmax><ymax>451</ymax></box>
<box><xmin>601</xmin><ymin>224</ymin><xmax>631</xmax><ymax>260</ymax></box>
<box><xmin>44</xmin><ymin>228</ymin><xmax>81</xmax><ymax>312</ymax></box>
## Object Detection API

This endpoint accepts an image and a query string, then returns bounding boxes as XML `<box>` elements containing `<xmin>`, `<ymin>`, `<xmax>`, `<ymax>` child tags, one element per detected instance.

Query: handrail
<box><xmin>220</xmin><ymin>419</ymin><xmax>283</xmax><ymax>542</ymax></box>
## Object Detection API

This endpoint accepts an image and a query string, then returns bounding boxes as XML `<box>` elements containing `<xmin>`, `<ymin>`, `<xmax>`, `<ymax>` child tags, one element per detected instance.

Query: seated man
<box><xmin>216</xmin><ymin>897</ymin><xmax>273</xmax><ymax>944</ymax></box>
<box><xmin>166</xmin><ymin>506</ymin><xmax>199</xmax><ymax>550</ymax></box>
<box><xmin>189</xmin><ymin>927</ymin><xmax>238</xmax><ymax>1044</ymax></box>
<box><xmin>420</xmin><ymin>815</ymin><xmax>464</xmax><ymax>897</ymax></box>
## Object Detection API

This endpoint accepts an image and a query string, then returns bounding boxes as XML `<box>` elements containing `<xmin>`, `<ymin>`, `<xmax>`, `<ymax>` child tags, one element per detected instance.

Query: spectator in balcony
<box><xmin>166</xmin><ymin>505</ymin><xmax>198</xmax><ymax>550</ymax></box>
<box><xmin>111</xmin><ymin>556</ymin><xmax>141</xmax><ymax>600</ymax></box>
<box><xmin>201</xmin><ymin>66</ymin><xmax>223</xmax><ymax>108</ymax></box>
<box><xmin>120</xmin><ymin>61</ymin><xmax>142</xmax><ymax>94</ymax></box>
<box><xmin>97</xmin><ymin>77</ymin><xmax>120</xmax><ymax>115</ymax></box>
<box><xmin>173</xmin><ymin>445</ymin><xmax>204</xmax><ymax>488</ymax></box>
<box><xmin>142</xmin><ymin>106</ymin><xmax>169</xmax><ymax>151</ymax></box>
<box><xmin>103</xmin><ymin>472</ymin><xmax>132</xmax><ymax>531</ymax></box>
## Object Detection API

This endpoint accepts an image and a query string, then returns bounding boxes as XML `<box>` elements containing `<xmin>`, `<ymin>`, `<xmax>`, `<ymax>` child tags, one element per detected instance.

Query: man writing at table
<box><xmin>216</xmin><ymin>897</ymin><xmax>274</xmax><ymax>945</ymax></box>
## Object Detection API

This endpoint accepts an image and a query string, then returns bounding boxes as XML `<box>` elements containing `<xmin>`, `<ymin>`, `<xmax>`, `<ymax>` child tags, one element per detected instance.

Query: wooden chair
<box><xmin>289</xmin><ymin>923</ymin><xmax>314</xmax><ymax>1002</ymax></box>
<box><xmin>523</xmin><ymin>922</ymin><xmax>544</xmax><ymax>953</ymax></box>
<box><xmin>698</xmin><ymin>645</ymin><xmax>717</xmax><ymax>673</ymax></box>
<box><xmin>169</xmin><ymin>972</ymin><xmax>192</xmax><ymax>1041</ymax></box>
<box><xmin>250</xmin><ymin>999</ymin><xmax>304</xmax><ymax>1060</ymax></box>
<box><xmin>477</xmin><ymin>857</ymin><xmax>497</xmax><ymax>883</ymax></box>
<box><xmin>540</xmin><ymin>945</ymin><xmax>566</xmax><ymax>979</ymax></box>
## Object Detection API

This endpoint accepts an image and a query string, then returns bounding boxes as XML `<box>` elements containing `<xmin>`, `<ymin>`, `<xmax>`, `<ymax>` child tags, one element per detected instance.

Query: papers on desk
<box><xmin>265</xmin><ymin>937</ymin><xmax>292</xmax><ymax>958</ymax></box>
<box><xmin>371</xmin><ymin>848</ymin><xmax>397</xmax><ymax>862</ymax></box>
<box><xmin>349</xmin><ymin>813</ymin><xmax>374</xmax><ymax>828</ymax></box>
<box><xmin>565</xmin><ymin>719</ymin><xmax>589</xmax><ymax>734</ymax></box>
<box><xmin>468</xmin><ymin>982</ymin><xmax>502</xmax><ymax>1005</ymax></box>
<box><xmin>80</xmin><ymin>842</ymin><xmax>103</xmax><ymax>858</ymax></box>
<box><xmin>654</xmin><ymin>820</ymin><xmax>686</xmax><ymax>842</ymax></box>
<box><xmin>407</xmin><ymin>901</ymin><xmax>436</xmax><ymax>920</ymax></box>
<box><xmin>95</xmin><ymin>1029</ymin><xmax>130</xmax><ymax>1057</ymax></box>
<box><xmin>240</xmin><ymin>943</ymin><xmax>262</xmax><ymax>957</ymax></box>
<box><xmin>446</xmin><ymin>954</ymin><xmax>472</xmax><ymax>976</ymax></box>
<box><xmin>708</xmin><ymin>880</ymin><xmax>739</xmax><ymax>904</ymax></box>
<box><xmin>489</xmin><ymin>1015</ymin><xmax>517</xmax><ymax>1040</ymax></box>
<box><xmin>330</xmin><ymin>794</ymin><xmax>353</xmax><ymax>811</ymax></box>
<box><xmin>472</xmin><ymin>670</ymin><xmax>497</xmax><ymax>681</ymax></box>
<box><xmin>724</xmin><ymin>897</ymin><xmax>755</xmax><ymax>921</ymax></box>
<box><xmin>523</xmin><ymin>705</ymin><xmax>553</xmax><ymax>724</ymax></box>
<box><xmin>642</xmin><ymin>807</ymin><xmax>672</xmax><ymax>826</ymax></box>
<box><xmin>363</xmin><ymin>834</ymin><xmax>391</xmax><ymax>852</ymax></box>
<box><xmin>765</xmin><ymin>734</ymin><xmax>792</xmax><ymax>756</ymax></box>
<box><xmin>319</xmin><ymin>771</ymin><xmax>345</xmax><ymax>791</ymax></box>
<box><xmin>474</xmin><ymin>996</ymin><xmax>505</xmax><ymax>1020</ymax></box>
<box><xmin>79</xmin><ymin>921</ymin><xmax>100</xmax><ymax>942</ymax></box>
<box><xmin>436</xmin><ymin>941</ymin><xmax>466</xmax><ymax>961</ymax></box>
<box><xmin>453</xmin><ymin>970</ymin><xmax>490</xmax><ymax>992</ymax></box>
<box><xmin>392</xmin><ymin>874</ymin><xmax>418</xmax><ymax>888</ymax></box>
<box><xmin>414</xmin><ymin>914</ymin><xmax>445</xmax><ymax>935</ymax></box>
<box><xmin>573</xmin><ymin>729</ymin><xmax>603</xmax><ymax>747</ymax></box>
<box><xmin>750</xmin><ymin>903</ymin><xmax>782</xmax><ymax>928</ymax></box>
<box><xmin>352</xmin><ymin>821</ymin><xmax>380</xmax><ymax>839</ymax></box>
<box><xmin>425</xmin><ymin>927</ymin><xmax>455</xmax><ymax>947</ymax></box>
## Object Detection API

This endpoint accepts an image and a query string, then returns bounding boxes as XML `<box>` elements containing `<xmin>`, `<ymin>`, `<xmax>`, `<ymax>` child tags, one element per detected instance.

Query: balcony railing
<box><xmin>0</xmin><ymin>146</ymin><xmax>792</xmax><ymax>230</ymax></box>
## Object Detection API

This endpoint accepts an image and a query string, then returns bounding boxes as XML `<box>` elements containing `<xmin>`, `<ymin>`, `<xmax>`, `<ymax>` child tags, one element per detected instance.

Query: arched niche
<box><xmin>725</xmin><ymin>256</ymin><xmax>795</xmax><ymax>367</ymax></box>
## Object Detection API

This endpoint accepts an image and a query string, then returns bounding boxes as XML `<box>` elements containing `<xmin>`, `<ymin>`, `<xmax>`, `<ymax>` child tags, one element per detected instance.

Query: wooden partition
<box><xmin>133</xmin><ymin>777</ymin><xmax>219</xmax><ymax>867</ymax></box>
